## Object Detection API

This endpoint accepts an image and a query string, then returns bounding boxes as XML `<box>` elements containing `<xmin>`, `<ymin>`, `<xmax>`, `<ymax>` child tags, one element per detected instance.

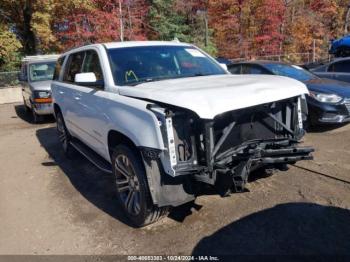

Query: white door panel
<box><xmin>71</xmin><ymin>85</ymin><xmax>109</xmax><ymax>159</ymax></box>
<box><xmin>53</xmin><ymin>81</ymin><xmax>84</xmax><ymax>138</ymax></box>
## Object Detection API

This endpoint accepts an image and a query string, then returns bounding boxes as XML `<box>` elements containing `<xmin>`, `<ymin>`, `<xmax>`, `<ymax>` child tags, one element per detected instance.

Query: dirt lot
<box><xmin>1</xmin><ymin>102</ymin><xmax>350</xmax><ymax>256</ymax></box>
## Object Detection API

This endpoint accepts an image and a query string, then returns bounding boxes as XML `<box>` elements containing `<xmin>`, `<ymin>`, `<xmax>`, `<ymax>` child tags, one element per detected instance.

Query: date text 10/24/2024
<box><xmin>127</xmin><ymin>256</ymin><xmax>219</xmax><ymax>261</ymax></box>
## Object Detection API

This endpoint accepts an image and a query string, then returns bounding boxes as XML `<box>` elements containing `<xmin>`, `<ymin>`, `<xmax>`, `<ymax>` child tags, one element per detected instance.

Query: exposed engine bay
<box><xmin>148</xmin><ymin>96</ymin><xmax>314</xmax><ymax>195</ymax></box>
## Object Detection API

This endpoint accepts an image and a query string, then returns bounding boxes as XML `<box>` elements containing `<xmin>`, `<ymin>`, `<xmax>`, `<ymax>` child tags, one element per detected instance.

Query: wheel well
<box><xmin>53</xmin><ymin>103</ymin><xmax>61</xmax><ymax>118</ymax></box>
<box><xmin>108</xmin><ymin>130</ymin><xmax>138</xmax><ymax>156</ymax></box>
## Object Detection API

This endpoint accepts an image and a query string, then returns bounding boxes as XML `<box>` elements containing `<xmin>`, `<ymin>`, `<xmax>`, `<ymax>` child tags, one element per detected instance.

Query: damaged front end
<box><xmin>148</xmin><ymin>95</ymin><xmax>314</xmax><ymax>196</ymax></box>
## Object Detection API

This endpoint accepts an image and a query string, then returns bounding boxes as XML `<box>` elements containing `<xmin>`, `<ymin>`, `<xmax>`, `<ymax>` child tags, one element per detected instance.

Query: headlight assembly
<box><xmin>33</xmin><ymin>90</ymin><xmax>52</xmax><ymax>103</ymax></box>
<box><xmin>309</xmin><ymin>91</ymin><xmax>342</xmax><ymax>104</ymax></box>
<box><xmin>34</xmin><ymin>91</ymin><xmax>51</xmax><ymax>99</ymax></box>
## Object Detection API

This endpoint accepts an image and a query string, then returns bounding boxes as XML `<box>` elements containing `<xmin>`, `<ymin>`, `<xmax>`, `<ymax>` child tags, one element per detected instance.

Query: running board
<box><xmin>70</xmin><ymin>139</ymin><xmax>113</xmax><ymax>174</ymax></box>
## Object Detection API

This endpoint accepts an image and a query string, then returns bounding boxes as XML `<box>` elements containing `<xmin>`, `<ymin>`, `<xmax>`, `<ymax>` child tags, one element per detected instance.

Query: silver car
<box><xmin>19</xmin><ymin>55</ymin><xmax>59</xmax><ymax>123</ymax></box>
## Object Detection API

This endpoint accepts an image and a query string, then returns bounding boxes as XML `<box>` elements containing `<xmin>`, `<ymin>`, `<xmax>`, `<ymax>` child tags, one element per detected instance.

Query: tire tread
<box><xmin>112</xmin><ymin>144</ymin><xmax>168</xmax><ymax>227</ymax></box>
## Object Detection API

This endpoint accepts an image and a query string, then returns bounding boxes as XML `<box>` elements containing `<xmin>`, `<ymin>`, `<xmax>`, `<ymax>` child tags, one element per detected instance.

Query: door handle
<box><xmin>74</xmin><ymin>96</ymin><xmax>81</xmax><ymax>100</ymax></box>
<box><xmin>59</xmin><ymin>91</ymin><xmax>64</xmax><ymax>95</ymax></box>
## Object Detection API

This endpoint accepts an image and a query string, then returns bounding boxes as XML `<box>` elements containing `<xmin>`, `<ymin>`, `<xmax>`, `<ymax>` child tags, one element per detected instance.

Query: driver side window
<box><xmin>82</xmin><ymin>50</ymin><xmax>104</xmax><ymax>81</ymax></box>
<box><xmin>328</xmin><ymin>60</ymin><xmax>350</xmax><ymax>73</ymax></box>
<box><xmin>63</xmin><ymin>52</ymin><xmax>85</xmax><ymax>83</ymax></box>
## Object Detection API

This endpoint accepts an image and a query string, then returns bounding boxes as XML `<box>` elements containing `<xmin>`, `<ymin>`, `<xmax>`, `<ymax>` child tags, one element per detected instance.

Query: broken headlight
<box><xmin>147</xmin><ymin>104</ymin><xmax>177</xmax><ymax>176</ymax></box>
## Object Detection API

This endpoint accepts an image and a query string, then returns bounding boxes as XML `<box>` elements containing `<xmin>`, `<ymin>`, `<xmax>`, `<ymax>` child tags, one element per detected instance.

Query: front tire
<box><xmin>23</xmin><ymin>97</ymin><xmax>30</xmax><ymax>114</ymax></box>
<box><xmin>31</xmin><ymin>107</ymin><xmax>42</xmax><ymax>124</ymax></box>
<box><xmin>112</xmin><ymin>144</ymin><xmax>168</xmax><ymax>227</ymax></box>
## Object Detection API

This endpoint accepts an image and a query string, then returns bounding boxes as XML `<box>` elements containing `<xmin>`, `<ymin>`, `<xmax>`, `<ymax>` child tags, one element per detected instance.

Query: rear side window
<box><xmin>53</xmin><ymin>56</ymin><xmax>65</xmax><ymax>81</ymax></box>
<box><xmin>312</xmin><ymin>65</ymin><xmax>327</xmax><ymax>72</ymax></box>
<box><xmin>228</xmin><ymin>65</ymin><xmax>241</xmax><ymax>74</ymax></box>
<box><xmin>63</xmin><ymin>52</ymin><xmax>85</xmax><ymax>83</ymax></box>
<box><xmin>328</xmin><ymin>61</ymin><xmax>350</xmax><ymax>73</ymax></box>
<box><xmin>81</xmin><ymin>50</ymin><xmax>104</xmax><ymax>81</ymax></box>
<box><xmin>250</xmin><ymin>65</ymin><xmax>269</xmax><ymax>74</ymax></box>
<box><xmin>241</xmin><ymin>64</ymin><xmax>269</xmax><ymax>74</ymax></box>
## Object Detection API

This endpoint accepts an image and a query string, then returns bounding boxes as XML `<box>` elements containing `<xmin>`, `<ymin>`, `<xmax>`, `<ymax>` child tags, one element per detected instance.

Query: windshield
<box><xmin>29</xmin><ymin>62</ymin><xmax>56</xmax><ymax>82</ymax></box>
<box><xmin>107</xmin><ymin>46</ymin><xmax>226</xmax><ymax>86</ymax></box>
<box><xmin>264</xmin><ymin>63</ymin><xmax>318</xmax><ymax>82</ymax></box>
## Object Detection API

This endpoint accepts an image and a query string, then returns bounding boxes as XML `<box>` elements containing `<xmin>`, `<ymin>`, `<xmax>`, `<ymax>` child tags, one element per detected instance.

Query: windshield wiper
<box><xmin>189</xmin><ymin>73</ymin><xmax>209</xmax><ymax>77</ymax></box>
<box><xmin>126</xmin><ymin>78</ymin><xmax>157</xmax><ymax>86</ymax></box>
<box><xmin>125</xmin><ymin>75</ymin><xmax>187</xmax><ymax>86</ymax></box>
<box><xmin>124</xmin><ymin>73</ymin><xmax>212</xmax><ymax>86</ymax></box>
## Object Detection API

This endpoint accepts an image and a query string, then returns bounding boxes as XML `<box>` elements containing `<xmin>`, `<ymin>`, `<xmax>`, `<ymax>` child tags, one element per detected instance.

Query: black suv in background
<box><xmin>310</xmin><ymin>58</ymin><xmax>350</xmax><ymax>84</ymax></box>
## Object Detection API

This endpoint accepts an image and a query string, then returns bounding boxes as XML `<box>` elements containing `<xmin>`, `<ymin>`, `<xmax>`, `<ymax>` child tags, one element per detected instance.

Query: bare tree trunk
<box><xmin>127</xmin><ymin>3</ymin><xmax>133</xmax><ymax>40</ymax></box>
<box><xmin>119</xmin><ymin>0</ymin><xmax>124</xmax><ymax>41</ymax></box>
<box><xmin>22</xmin><ymin>0</ymin><xmax>36</xmax><ymax>54</ymax></box>
<box><xmin>345</xmin><ymin>4</ymin><xmax>350</xmax><ymax>35</ymax></box>
<box><xmin>238</xmin><ymin>0</ymin><xmax>243</xmax><ymax>58</ymax></box>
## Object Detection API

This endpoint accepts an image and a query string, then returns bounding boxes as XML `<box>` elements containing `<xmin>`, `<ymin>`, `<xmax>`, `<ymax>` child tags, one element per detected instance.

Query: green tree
<box><xmin>147</xmin><ymin>0</ymin><xmax>191</xmax><ymax>42</ymax></box>
<box><xmin>0</xmin><ymin>24</ymin><xmax>22</xmax><ymax>71</ymax></box>
<box><xmin>175</xmin><ymin>0</ymin><xmax>217</xmax><ymax>56</ymax></box>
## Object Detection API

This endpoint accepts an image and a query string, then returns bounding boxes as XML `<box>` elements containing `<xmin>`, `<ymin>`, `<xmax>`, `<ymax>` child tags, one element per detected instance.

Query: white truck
<box><xmin>19</xmin><ymin>55</ymin><xmax>59</xmax><ymax>123</ymax></box>
<box><xmin>52</xmin><ymin>41</ymin><xmax>314</xmax><ymax>227</ymax></box>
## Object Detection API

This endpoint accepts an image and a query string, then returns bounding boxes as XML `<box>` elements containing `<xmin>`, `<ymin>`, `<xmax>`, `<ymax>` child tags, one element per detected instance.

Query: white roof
<box><xmin>60</xmin><ymin>41</ymin><xmax>193</xmax><ymax>57</ymax></box>
<box><xmin>103</xmin><ymin>41</ymin><xmax>192</xmax><ymax>49</ymax></box>
<box><xmin>22</xmin><ymin>54</ymin><xmax>60</xmax><ymax>62</ymax></box>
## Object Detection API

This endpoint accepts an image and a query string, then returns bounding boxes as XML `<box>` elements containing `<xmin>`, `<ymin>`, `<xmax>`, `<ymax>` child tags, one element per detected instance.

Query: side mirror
<box><xmin>219</xmin><ymin>63</ymin><xmax>228</xmax><ymax>71</ymax></box>
<box><xmin>18</xmin><ymin>72</ymin><xmax>27</xmax><ymax>82</ymax></box>
<box><xmin>74</xmin><ymin>72</ymin><xmax>104</xmax><ymax>88</ymax></box>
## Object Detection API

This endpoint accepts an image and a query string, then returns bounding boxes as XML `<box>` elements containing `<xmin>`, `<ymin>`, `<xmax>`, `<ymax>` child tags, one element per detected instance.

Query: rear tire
<box><xmin>32</xmin><ymin>109</ymin><xmax>42</xmax><ymax>123</ymax></box>
<box><xmin>56</xmin><ymin>111</ymin><xmax>75</xmax><ymax>157</ymax></box>
<box><xmin>112</xmin><ymin>144</ymin><xmax>168</xmax><ymax>227</ymax></box>
<box><xmin>30</xmin><ymin>102</ymin><xmax>42</xmax><ymax>124</ymax></box>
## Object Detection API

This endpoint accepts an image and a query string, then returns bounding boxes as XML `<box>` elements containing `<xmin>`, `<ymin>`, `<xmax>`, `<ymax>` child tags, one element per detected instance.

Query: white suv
<box><xmin>52</xmin><ymin>41</ymin><xmax>313</xmax><ymax>227</ymax></box>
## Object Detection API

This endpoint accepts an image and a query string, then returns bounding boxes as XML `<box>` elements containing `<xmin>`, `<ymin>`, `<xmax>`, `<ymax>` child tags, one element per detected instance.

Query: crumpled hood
<box><xmin>29</xmin><ymin>80</ymin><xmax>52</xmax><ymax>91</ymax></box>
<box><xmin>119</xmin><ymin>75</ymin><xmax>309</xmax><ymax>119</ymax></box>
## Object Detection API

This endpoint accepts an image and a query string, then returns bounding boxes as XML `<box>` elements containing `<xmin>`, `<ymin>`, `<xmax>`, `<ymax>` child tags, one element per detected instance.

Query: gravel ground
<box><xmin>1</xmin><ymin>103</ymin><xmax>350</xmax><ymax>256</ymax></box>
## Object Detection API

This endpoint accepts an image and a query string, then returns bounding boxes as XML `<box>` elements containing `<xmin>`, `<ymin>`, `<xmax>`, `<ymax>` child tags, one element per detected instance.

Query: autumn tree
<box><xmin>0</xmin><ymin>0</ymin><xmax>93</xmax><ymax>54</ymax></box>
<box><xmin>252</xmin><ymin>0</ymin><xmax>285</xmax><ymax>56</ymax></box>
<box><xmin>280</xmin><ymin>0</ymin><xmax>343</xmax><ymax>62</ymax></box>
<box><xmin>0</xmin><ymin>0</ymin><xmax>349</xmax><ymax>62</ymax></box>
<box><xmin>208</xmin><ymin>0</ymin><xmax>285</xmax><ymax>58</ymax></box>
<box><xmin>53</xmin><ymin>0</ymin><xmax>149</xmax><ymax>50</ymax></box>
<box><xmin>208</xmin><ymin>0</ymin><xmax>242</xmax><ymax>58</ymax></box>
<box><xmin>0</xmin><ymin>0</ymin><xmax>38</xmax><ymax>54</ymax></box>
